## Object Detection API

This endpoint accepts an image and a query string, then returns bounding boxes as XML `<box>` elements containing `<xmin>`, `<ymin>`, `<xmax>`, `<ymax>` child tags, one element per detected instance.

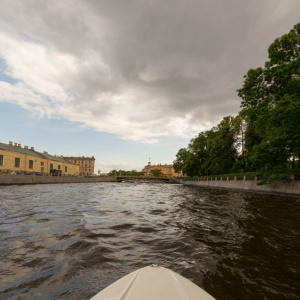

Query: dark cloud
<box><xmin>1</xmin><ymin>0</ymin><xmax>300</xmax><ymax>141</ymax></box>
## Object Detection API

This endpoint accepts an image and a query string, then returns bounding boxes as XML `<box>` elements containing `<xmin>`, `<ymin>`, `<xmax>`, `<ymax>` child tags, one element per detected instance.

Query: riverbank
<box><xmin>0</xmin><ymin>174</ymin><xmax>117</xmax><ymax>185</ymax></box>
<box><xmin>176</xmin><ymin>178</ymin><xmax>300</xmax><ymax>196</ymax></box>
<box><xmin>1</xmin><ymin>174</ymin><xmax>299</xmax><ymax>196</ymax></box>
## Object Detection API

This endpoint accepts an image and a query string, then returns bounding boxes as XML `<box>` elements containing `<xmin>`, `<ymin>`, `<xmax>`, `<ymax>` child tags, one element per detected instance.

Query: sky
<box><xmin>0</xmin><ymin>0</ymin><xmax>300</xmax><ymax>173</ymax></box>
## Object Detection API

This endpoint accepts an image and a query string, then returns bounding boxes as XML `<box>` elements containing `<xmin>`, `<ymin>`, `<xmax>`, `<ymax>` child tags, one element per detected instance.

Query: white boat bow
<box><xmin>91</xmin><ymin>264</ymin><xmax>215</xmax><ymax>300</ymax></box>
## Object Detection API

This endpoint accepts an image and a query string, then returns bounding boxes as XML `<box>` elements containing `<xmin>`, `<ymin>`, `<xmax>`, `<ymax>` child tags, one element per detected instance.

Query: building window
<box><xmin>29</xmin><ymin>160</ymin><xmax>34</xmax><ymax>169</ymax></box>
<box><xmin>58</xmin><ymin>165</ymin><xmax>61</xmax><ymax>170</ymax></box>
<box><xmin>41</xmin><ymin>167</ymin><xmax>44</xmax><ymax>172</ymax></box>
<box><xmin>15</xmin><ymin>157</ymin><xmax>21</xmax><ymax>168</ymax></box>
<box><xmin>50</xmin><ymin>163</ymin><xmax>53</xmax><ymax>170</ymax></box>
<box><xmin>41</xmin><ymin>162</ymin><xmax>45</xmax><ymax>166</ymax></box>
<box><xmin>0</xmin><ymin>155</ymin><xmax>3</xmax><ymax>166</ymax></box>
<box><xmin>65</xmin><ymin>166</ymin><xmax>68</xmax><ymax>172</ymax></box>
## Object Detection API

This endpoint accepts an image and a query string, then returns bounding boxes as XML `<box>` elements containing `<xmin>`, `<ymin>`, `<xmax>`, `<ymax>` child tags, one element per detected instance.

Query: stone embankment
<box><xmin>0</xmin><ymin>174</ymin><xmax>117</xmax><ymax>186</ymax></box>
<box><xmin>176</xmin><ymin>177</ymin><xmax>300</xmax><ymax>196</ymax></box>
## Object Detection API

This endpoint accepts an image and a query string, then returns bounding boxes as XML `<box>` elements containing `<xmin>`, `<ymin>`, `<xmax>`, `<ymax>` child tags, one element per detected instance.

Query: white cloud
<box><xmin>0</xmin><ymin>81</ymin><xmax>46</xmax><ymax>110</ymax></box>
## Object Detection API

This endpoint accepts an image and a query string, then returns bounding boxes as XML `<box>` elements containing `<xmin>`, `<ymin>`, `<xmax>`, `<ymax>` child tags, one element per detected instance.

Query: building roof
<box><xmin>38</xmin><ymin>152</ymin><xmax>77</xmax><ymax>165</ymax></box>
<box><xmin>143</xmin><ymin>163</ymin><xmax>173</xmax><ymax>169</ymax></box>
<box><xmin>0</xmin><ymin>142</ymin><xmax>45</xmax><ymax>159</ymax></box>
<box><xmin>0</xmin><ymin>141</ymin><xmax>77</xmax><ymax>165</ymax></box>
<box><xmin>64</xmin><ymin>156</ymin><xmax>95</xmax><ymax>160</ymax></box>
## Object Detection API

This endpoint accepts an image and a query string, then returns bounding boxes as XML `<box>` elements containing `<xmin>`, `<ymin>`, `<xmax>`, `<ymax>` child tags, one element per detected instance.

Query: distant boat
<box><xmin>121</xmin><ymin>180</ymin><xmax>136</xmax><ymax>183</ymax></box>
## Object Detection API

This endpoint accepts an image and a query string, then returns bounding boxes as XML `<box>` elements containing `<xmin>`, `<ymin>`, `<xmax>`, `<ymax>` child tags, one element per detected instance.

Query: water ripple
<box><xmin>0</xmin><ymin>183</ymin><xmax>299</xmax><ymax>299</ymax></box>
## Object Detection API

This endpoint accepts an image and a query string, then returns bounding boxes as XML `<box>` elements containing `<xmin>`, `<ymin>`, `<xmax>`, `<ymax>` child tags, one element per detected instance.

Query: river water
<box><xmin>0</xmin><ymin>182</ymin><xmax>299</xmax><ymax>300</ymax></box>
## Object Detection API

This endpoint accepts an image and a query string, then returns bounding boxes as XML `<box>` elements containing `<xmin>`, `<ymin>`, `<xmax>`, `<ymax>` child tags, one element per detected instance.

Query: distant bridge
<box><xmin>116</xmin><ymin>176</ymin><xmax>179</xmax><ymax>183</ymax></box>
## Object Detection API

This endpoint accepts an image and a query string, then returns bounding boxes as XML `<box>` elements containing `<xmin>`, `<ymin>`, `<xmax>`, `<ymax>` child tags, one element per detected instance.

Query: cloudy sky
<box><xmin>1</xmin><ymin>0</ymin><xmax>299</xmax><ymax>173</ymax></box>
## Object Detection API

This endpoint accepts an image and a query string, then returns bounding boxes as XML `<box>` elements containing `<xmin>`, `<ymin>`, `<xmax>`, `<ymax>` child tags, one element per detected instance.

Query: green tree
<box><xmin>189</xmin><ymin>131</ymin><xmax>213</xmax><ymax>175</ymax></box>
<box><xmin>125</xmin><ymin>170</ymin><xmax>144</xmax><ymax>176</ymax></box>
<box><xmin>233</xmin><ymin>113</ymin><xmax>246</xmax><ymax>171</ymax></box>
<box><xmin>173</xmin><ymin>117</ymin><xmax>239</xmax><ymax>177</ymax></box>
<box><xmin>173</xmin><ymin>148</ymin><xmax>188</xmax><ymax>174</ymax></box>
<box><xmin>150</xmin><ymin>169</ymin><xmax>164</xmax><ymax>177</ymax></box>
<box><xmin>182</xmin><ymin>152</ymin><xmax>201</xmax><ymax>177</ymax></box>
<box><xmin>204</xmin><ymin>117</ymin><xmax>238</xmax><ymax>175</ymax></box>
<box><xmin>108</xmin><ymin>170</ymin><xmax>117</xmax><ymax>176</ymax></box>
<box><xmin>237</xmin><ymin>23</ymin><xmax>300</xmax><ymax>182</ymax></box>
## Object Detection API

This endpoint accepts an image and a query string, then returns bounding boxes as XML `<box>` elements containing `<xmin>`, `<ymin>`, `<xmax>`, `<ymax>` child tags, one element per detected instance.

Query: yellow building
<box><xmin>63</xmin><ymin>156</ymin><xmax>95</xmax><ymax>176</ymax></box>
<box><xmin>142</xmin><ymin>161</ymin><xmax>182</xmax><ymax>178</ymax></box>
<box><xmin>0</xmin><ymin>141</ymin><xmax>79</xmax><ymax>175</ymax></box>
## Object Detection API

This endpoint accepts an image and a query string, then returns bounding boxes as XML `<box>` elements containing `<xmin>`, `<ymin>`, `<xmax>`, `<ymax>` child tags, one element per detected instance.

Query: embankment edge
<box><xmin>0</xmin><ymin>175</ymin><xmax>117</xmax><ymax>185</ymax></box>
<box><xmin>176</xmin><ymin>179</ymin><xmax>300</xmax><ymax>196</ymax></box>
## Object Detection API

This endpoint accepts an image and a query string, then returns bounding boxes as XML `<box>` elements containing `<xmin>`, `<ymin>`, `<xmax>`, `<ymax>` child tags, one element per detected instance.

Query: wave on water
<box><xmin>0</xmin><ymin>183</ymin><xmax>299</xmax><ymax>299</ymax></box>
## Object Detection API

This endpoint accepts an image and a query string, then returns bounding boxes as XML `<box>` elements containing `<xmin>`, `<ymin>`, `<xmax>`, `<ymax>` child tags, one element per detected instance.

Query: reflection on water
<box><xmin>0</xmin><ymin>183</ymin><xmax>299</xmax><ymax>299</ymax></box>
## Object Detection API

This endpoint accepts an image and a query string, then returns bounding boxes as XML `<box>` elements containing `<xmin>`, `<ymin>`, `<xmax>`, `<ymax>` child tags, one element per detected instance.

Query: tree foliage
<box><xmin>150</xmin><ymin>169</ymin><xmax>164</xmax><ymax>177</ymax></box>
<box><xmin>174</xmin><ymin>23</ymin><xmax>300</xmax><ymax>183</ymax></box>
<box><xmin>173</xmin><ymin>116</ymin><xmax>239</xmax><ymax>177</ymax></box>
<box><xmin>237</xmin><ymin>22</ymin><xmax>300</xmax><ymax>183</ymax></box>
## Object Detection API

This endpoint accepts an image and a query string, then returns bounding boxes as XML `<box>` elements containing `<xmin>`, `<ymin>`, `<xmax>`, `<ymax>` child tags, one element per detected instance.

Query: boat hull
<box><xmin>91</xmin><ymin>265</ymin><xmax>215</xmax><ymax>300</ymax></box>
